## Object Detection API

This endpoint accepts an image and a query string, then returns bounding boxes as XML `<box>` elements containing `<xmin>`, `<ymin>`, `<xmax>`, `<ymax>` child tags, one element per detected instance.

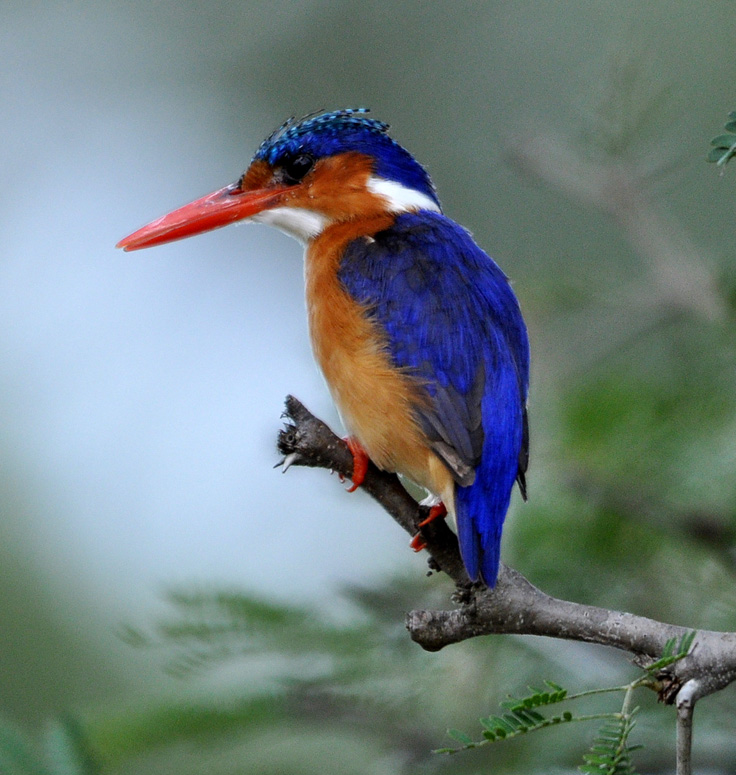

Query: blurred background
<box><xmin>2</xmin><ymin>1</ymin><xmax>736</xmax><ymax>772</ymax></box>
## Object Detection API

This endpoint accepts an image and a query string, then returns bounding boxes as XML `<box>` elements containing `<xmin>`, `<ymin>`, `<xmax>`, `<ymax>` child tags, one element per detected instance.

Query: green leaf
<box><xmin>525</xmin><ymin>709</ymin><xmax>546</xmax><ymax>723</ymax></box>
<box><xmin>544</xmin><ymin>680</ymin><xmax>566</xmax><ymax>692</ymax></box>
<box><xmin>711</xmin><ymin>133</ymin><xmax>736</xmax><ymax>149</ymax></box>
<box><xmin>646</xmin><ymin>630</ymin><xmax>696</xmax><ymax>673</ymax></box>
<box><xmin>446</xmin><ymin>729</ymin><xmax>473</xmax><ymax>745</ymax></box>
<box><xmin>491</xmin><ymin>716</ymin><xmax>516</xmax><ymax>734</ymax></box>
<box><xmin>707</xmin><ymin>147</ymin><xmax>735</xmax><ymax>164</ymax></box>
<box><xmin>707</xmin><ymin>118</ymin><xmax>736</xmax><ymax>165</ymax></box>
<box><xmin>512</xmin><ymin>708</ymin><xmax>541</xmax><ymax>725</ymax></box>
<box><xmin>504</xmin><ymin>714</ymin><xmax>527</xmax><ymax>732</ymax></box>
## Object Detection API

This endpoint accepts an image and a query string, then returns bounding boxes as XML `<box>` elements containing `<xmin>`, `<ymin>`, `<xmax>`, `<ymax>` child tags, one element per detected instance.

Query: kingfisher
<box><xmin>117</xmin><ymin>109</ymin><xmax>529</xmax><ymax>586</ymax></box>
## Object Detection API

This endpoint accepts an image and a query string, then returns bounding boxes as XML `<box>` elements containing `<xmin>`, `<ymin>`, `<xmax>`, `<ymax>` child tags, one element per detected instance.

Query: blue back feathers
<box><xmin>339</xmin><ymin>212</ymin><xmax>529</xmax><ymax>585</ymax></box>
<box><xmin>254</xmin><ymin>109</ymin><xmax>440</xmax><ymax>208</ymax></box>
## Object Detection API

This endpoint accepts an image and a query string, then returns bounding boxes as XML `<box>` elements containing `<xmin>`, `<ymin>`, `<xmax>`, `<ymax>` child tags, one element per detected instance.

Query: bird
<box><xmin>117</xmin><ymin>109</ymin><xmax>529</xmax><ymax>587</ymax></box>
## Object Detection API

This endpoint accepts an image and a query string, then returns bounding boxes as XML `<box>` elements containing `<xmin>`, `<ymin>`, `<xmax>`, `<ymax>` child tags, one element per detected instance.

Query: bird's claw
<box><xmin>344</xmin><ymin>436</ymin><xmax>369</xmax><ymax>492</ymax></box>
<box><xmin>275</xmin><ymin>452</ymin><xmax>302</xmax><ymax>473</ymax></box>
<box><xmin>410</xmin><ymin>533</ymin><xmax>428</xmax><ymax>552</ymax></box>
<box><xmin>418</xmin><ymin>502</ymin><xmax>447</xmax><ymax>528</ymax></box>
<box><xmin>410</xmin><ymin>503</ymin><xmax>447</xmax><ymax>552</ymax></box>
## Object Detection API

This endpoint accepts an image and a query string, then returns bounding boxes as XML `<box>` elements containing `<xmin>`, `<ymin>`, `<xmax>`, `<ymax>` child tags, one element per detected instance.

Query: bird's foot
<box><xmin>343</xmin><ymin>436</ymin><xmax>369</xmax><ymax>492</ymax></box>
<box><xmin>409</xmin><ymin>534</ymin><xmax>428</xmax><ymax>552</ymax></box>
<box><xmin>410</xmin><ymin>503</ymin><xmax>447</xmax><ymax>552</ymax></box>
<box><xmin>419</xmin><ymin>502</ymin><xmax>448</xmax><ymax>528</ymax></box>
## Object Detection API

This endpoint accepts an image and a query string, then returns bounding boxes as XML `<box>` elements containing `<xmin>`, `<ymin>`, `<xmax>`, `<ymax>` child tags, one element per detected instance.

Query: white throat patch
<box><xmin>251</xmin><ymin>207</ymin><xmax>328</xmax><ymax>245</ymax></box>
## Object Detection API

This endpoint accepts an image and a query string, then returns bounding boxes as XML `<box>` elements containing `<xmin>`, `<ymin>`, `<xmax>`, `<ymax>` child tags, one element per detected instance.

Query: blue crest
<box><xmin>254</xmin><ymin>109</ymin><xmax>440</xmax><ymax>207</ymax></box>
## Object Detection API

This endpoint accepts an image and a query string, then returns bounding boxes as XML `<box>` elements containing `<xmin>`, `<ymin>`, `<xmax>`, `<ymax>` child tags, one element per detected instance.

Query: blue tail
<box><xmin>455</xmin><ymin>359</ymin><xmax>524</xmax><ymax>587</ymax></box>
<box><xmin>456</xmin><ymin>467</ymin><xmax>517</xmax><ymax>586</ymax></box>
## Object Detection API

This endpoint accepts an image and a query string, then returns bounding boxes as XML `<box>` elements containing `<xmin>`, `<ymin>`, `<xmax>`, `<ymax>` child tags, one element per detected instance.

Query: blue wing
<box><xmin>338</xmin><ymin>211</ymin><xmax>529</xmax><ymax>585</ymax></box>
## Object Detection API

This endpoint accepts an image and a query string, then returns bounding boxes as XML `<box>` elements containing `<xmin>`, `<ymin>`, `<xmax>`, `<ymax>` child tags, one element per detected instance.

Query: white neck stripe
<box><xmin>366</xmin><ymin>176</ymin><xmax>441</xmax><ymax>214</ymax></box>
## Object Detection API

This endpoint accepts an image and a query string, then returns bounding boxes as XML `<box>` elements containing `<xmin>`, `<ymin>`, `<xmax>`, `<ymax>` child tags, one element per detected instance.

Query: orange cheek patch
<box><xmin>302</xmin><ymin>153</ymin><xmax>388</xmax><ymax>220</ymax></box>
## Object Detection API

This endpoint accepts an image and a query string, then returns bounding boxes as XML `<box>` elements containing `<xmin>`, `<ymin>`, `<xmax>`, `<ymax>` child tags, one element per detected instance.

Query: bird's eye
<box><xmin>281</xmin><ymin>153</ymin><xmax>314</xmax><ymax>184</ymax></box>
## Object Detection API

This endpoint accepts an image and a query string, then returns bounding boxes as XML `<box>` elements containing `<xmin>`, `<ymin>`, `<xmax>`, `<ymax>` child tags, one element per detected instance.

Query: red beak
<box><xmin>116</xmin><ymin>183</ymin><xmax>290</xmax><ymax>251</ymax></box>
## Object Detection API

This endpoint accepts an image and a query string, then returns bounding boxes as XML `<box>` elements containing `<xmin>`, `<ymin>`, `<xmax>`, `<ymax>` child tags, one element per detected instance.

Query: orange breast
<box><xmin>304</xmin><ymin>218</ymin><xmax>455</xmax><ymax>507</ymax></box>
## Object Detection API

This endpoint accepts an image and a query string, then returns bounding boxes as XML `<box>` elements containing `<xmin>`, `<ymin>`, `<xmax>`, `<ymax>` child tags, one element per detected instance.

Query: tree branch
<box><xmin>276</xmin><ymin>395</ymin><xmax>736</xmax><ymax>707</ymax></box>
<box><xmin>676</xmin><ymin>679</ymin><xmax>699</xmax><ymax>775</ymax></box>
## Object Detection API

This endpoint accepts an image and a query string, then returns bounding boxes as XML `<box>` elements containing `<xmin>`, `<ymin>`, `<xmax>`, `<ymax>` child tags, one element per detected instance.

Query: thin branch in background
<box><xmin>505</xmin><ymin>133</ymin><xmax>724</xmax><ymax>323</ymax></box>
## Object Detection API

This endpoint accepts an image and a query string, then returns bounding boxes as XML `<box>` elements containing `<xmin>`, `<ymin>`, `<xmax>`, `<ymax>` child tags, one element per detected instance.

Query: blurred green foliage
<box><xmin>0</xmin><ymin>582</ymin><xmax>677</xmax><ymax>774</ymax></box>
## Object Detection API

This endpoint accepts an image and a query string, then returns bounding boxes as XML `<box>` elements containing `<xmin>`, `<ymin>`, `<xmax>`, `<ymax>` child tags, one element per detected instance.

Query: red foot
<box><xmin>419</xmin><ymin>503</ymin><xmax>447</xmax><ymax>528</ymax></box>
<box><xmin>410</xmin><ymin>502</ymin><xmax>447</xmax><ymax>552</ymax></box>
<box><xmin>344</xmin><ymin>436</ymin><xmax>369</xmax><ymax>492</ymax></box>
<box><xmin>410</xmin><ymin>534</ymin><xmax>428</xmax><ymax>552</ymax></box>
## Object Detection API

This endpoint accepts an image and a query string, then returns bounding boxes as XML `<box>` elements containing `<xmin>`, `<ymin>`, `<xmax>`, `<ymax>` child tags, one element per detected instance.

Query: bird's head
<box><xmin>117</xmin><ymin>109</ymin><xmax>441</xmax><ymax>251</ymax></box>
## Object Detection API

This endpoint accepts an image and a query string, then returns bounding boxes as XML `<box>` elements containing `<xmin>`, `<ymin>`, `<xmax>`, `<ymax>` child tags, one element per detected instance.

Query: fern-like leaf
<box><xmin>580</xmin><ymin>711</ymin><xmax>640</xmax><ymax>775</ymax></box>
<box><xmin>122</xmin><ymin>588</ymin><xmax>375</xmax><ymax>677</ymax></box>
<box><xmin>707</xmin><ymin>111</ymin><xmax>736</xmax><ymax>167</ymax></box>
<box><xmin>645</xmin><ymin>630</ymin><xmax>696</xmax><ymax>675</ymax></box>
<box><xmin>435</xmin><ymin>681</ymin><xmax>577</xmax><ymax>753</ymax></box>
